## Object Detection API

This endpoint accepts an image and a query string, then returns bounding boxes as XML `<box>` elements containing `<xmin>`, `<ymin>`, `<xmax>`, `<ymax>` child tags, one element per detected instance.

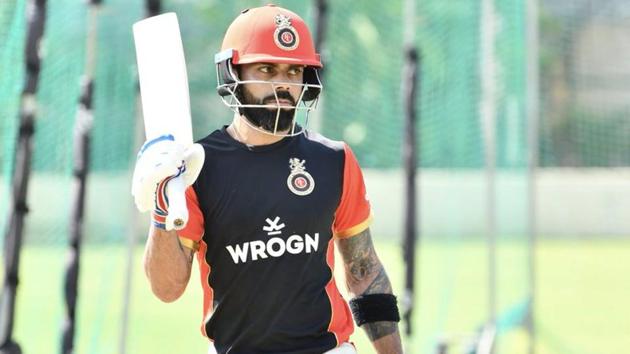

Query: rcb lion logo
<box><xmin>274</xmin><ymin>14</ymin><xmax>299</xmax><ymax>51</ymax></box>
<box><xmin>287</xmin><ymin>158</ymin><xmax>314</xmax><ymax>196</ymax></box>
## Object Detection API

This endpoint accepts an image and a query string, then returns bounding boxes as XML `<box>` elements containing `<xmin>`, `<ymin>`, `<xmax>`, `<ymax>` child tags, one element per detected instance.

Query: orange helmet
<box><xmin>219</xmin><ymin>4</ymin><xmax>322</xmax><ymax>68</ymax></box>
<box><xmin>215</xmin><ymin>5</ymin><xmax>323</xmax><ymax>136</ymax></box>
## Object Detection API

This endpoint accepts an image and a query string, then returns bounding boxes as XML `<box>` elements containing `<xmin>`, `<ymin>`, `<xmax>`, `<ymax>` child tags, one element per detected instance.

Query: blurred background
<box><xmin>1</xmin><ymin>0</ymin><xmax>629</xmax><ymax>353</ymax></box>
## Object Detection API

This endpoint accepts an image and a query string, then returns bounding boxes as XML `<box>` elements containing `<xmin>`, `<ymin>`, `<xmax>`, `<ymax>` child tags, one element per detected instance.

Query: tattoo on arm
<box><xmin>337</xmin><ymin>228</ymin><xmax>392</xmax><ymax>293</ymax></box>
<box><xmin>337</xmin><ymin>228</ymin><xmax>399</xmax><ymax>341</ymax></box>
<box><xmin>362</xmin><ymin>318</ymin><xmax>399</xmax><ymax>342</ymax></box>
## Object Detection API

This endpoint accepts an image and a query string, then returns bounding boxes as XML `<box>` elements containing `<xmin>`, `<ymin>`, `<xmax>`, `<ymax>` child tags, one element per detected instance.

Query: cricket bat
<box><xmin>133</xmin><ymin>13</ymin><xmax>192</xmax><ymax>230</ymax></box>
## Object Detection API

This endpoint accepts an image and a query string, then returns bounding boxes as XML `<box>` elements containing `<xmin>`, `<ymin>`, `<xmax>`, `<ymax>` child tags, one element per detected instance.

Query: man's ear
<box><xmin>233</xmin><ymin>64</ymin><xmax>241</xmax><ymax>80</ymax></box>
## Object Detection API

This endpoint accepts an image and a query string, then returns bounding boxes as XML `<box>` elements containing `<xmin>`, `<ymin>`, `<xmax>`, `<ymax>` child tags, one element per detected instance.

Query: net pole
<box><xmin>479</xmin><ymin>0</ymin><xmax>498</xmax><ymax>336</ymax></box>
<box><xmin>0</xmin><ymin>1</ymin><xmax>47</xmax><ymax>353</ymax></box>
<box><xmin>401</xmin><ymin>0</ymin><xmax>419</xmax><ymax>341</ymax></box>
<box><xmin>310</xmin><ymin>0</ymin><xmax>328</xmax><ymax>132</ymax></box>
<box><xmin>118</xmin><ymin>2</ymin><xmax>162</xmax><ymax>353</ymax></box>
<box><xmin>60</xmin><ymin>1</ymin><xmax>101</xmax><ymax>353</ymax></box>
<box><xmin>526</xmin><ymin>0</ymin><xmax>539</xmax><ymax>353</ymax></box>
<box><xmin>118</xmin><ymin>2</ymin><xmax>163</xmax><ymax>353</ymax></box>
<box><xmin>313</xmin><ymin>0</ymin><xmax>328</xmax><ymax>73</ymax></box>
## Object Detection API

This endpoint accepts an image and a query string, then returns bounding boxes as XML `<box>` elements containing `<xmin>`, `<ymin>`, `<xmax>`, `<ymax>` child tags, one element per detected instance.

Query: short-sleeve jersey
<box><xmin>178</xmin><ymin>126</ymin><xmax>371</xmax><ymax>354</ymax></box>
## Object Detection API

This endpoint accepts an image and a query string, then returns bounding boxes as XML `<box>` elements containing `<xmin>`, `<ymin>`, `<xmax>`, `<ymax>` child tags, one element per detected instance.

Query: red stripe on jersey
<box><xmin>333</xmin><ymin>144</ymin><xmax>371</xmax><ymax>239</ymax></box>
<box><xmin>197</xmin><ymin>240</ymin><xmax>214</xmax><ymax>339</ymax></box>
<box><xmin>178</xmin><ymin>186</ymin><xmax>205</xmax><ymax>242</ymax></box>
<box><xmin>178</xmin><ymin>186</ymin><xmax>211</xmax><ymax>339</ymax></box>
<box><xmin>324</xmin><ymin>238</ymin><xmax>354</xmax><ymax>344</ymax></box>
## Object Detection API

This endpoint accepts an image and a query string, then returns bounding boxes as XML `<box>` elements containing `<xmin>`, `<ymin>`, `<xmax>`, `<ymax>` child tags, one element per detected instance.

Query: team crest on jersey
<box><xmin>287</xmin><ymin>158</ymin><xmax>314</xmax><ymax>196</ymax></box>
<box><xmin>274</xmin><ymin>14</ymin><xmax>299</xmax><ymax>51</ymax></box>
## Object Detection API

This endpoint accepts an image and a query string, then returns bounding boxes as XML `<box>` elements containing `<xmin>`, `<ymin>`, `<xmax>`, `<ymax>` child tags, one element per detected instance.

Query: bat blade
<box><xmin>133</xmin><ymin>12</ymin><xmax>192</xmax><ymax>145</ymax></box>
<box><xmin>133</xmin><ymin>12</ymin><xmax>192</xmax><ymax>230</ymax></box>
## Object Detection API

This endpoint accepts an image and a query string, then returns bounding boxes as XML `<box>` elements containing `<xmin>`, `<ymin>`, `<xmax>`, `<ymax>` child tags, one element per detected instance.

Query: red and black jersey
<box><xmin>178</xmin><ymin>126</ymin><xmax>371</xmax><ymax>354</ymax></box>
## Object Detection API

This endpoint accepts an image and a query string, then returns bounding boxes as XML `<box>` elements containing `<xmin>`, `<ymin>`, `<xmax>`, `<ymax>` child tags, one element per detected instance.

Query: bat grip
<box><xmin>165</xmin><ymin>175</ymin><xmax>188</xmax><ymax>231</ymax></box>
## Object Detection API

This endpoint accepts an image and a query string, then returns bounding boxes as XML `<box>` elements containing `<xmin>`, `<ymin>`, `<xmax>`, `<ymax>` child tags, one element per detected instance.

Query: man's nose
<box><xmin>272</xmin><ymin>78</ymin><xmax>295</xmax><ymax>95</ymax></box>
<box><xmin>274</xmin><ymin>81</ymin><xmax>291</xmax><ymax>91</ymax></box>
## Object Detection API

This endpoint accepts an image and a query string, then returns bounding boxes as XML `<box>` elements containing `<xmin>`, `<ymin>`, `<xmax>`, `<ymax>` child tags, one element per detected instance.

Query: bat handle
<box><xmin>165</xmin><ymin>174</ymin><xmax>188</xmax><ymax>231</ymax></box>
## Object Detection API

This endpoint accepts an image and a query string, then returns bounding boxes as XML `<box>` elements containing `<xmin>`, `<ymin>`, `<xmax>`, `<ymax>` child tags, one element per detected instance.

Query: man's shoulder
<box><xmin>195</xmin><ymin>127</ymin><xmax>233</xmax><ymax>151</ymax></box>
<box><xmin>302</xmin><ymin>130</ymin><xmax>346</xmax><ymax>153</ymax></box>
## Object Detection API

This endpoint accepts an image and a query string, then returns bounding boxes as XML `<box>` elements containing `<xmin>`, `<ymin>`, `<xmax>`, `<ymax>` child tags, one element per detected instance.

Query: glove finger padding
<box><xmin>131</xmin><ymin>137</ymin><xmax>185</xmax><ymax>212</ymax></box>
<box><xmin>181</xmin><ymin>143</ymin><xmax>205</xmax><ymax>186</ymax></box>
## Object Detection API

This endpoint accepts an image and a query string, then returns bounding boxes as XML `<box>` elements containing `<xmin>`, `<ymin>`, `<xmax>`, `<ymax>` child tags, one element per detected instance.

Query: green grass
<box><xmin>3</xmin><ymin>239</ymin><xmax>630</xmax><ymax>354</ymax></box>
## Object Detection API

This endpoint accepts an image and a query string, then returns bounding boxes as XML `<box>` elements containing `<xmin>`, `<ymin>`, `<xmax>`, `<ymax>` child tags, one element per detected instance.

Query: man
<box><xmin>134</xmin><ymin>5</ymin><xmax>403</xmax><ymax>354</ymax></box>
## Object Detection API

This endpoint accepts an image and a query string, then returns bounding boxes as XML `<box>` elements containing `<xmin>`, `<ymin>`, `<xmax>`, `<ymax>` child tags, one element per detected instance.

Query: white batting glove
<box><xmin>131</xmin><ymin>134</ymin><xmax>204</xmax><ymax>230</ymax></box>
<box><xmin>152</xmin><ymin>142</ymin><xmax>204</xmax><ymax>230</ymax></box>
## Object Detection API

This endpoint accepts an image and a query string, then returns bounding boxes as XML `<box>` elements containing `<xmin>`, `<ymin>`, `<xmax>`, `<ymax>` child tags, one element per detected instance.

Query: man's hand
<box><xmin>131</xmin><ymin>135</ymin><xmax>204</xmax><ymax>229</ymax></box>
<box><xmin>336</xmin><ymin>228</ymin><xmax>403</xmax><ymax>354</ymax></box>
<box><xmin>132</xmin><ymin>135</ymin><xmax>186</xmax><ymax>212</ymax></box>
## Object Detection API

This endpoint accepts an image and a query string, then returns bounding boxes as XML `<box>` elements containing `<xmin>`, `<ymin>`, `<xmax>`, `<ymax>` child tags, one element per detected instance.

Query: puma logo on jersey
<box><xmin>226</xmin><ymin>217</ymin><xmax>319</xmax><ymax>264</ymax></box>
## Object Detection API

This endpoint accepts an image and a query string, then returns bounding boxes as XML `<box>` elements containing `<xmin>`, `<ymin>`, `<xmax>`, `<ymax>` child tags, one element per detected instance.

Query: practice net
<box><xmin>0</xmin><ymin>0</ymin><xmax>552</xmax><ymax>353</ymax></box>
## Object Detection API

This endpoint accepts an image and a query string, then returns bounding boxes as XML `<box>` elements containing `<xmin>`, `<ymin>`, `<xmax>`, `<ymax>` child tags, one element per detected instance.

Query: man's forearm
<box><xmin>143</xmin><ymin>225</ymin><xmax>194</xmax><ymax>302</ymax></box>
<box><xmin>338</xmin><ymin>229</ymin><xmax>403</xmax><ymax>353</ymax></box>
<box><xmin>352</xmin><ymin>262</ymin><xmax>403</xmax><ymax>353</ymax></box>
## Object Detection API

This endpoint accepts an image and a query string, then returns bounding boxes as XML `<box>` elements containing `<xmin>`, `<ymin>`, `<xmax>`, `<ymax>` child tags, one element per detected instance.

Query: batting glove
<box><xmin>131</xmin><ymin>134</ymin><xmax>204</xmax><ymax>229</ymax></box>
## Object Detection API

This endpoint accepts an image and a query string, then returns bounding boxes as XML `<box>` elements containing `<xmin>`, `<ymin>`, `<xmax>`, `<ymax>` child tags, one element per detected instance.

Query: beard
<box><xmin>236</xmin><ymin>86</ymin><xmax>297</xmax><ymax>133</ymax></box>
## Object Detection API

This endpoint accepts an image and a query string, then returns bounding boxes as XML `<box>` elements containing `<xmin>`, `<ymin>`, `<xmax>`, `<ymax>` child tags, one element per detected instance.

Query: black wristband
<box><xmin>349</xmin><ymin>293</ymin><xmax>400</xmax><ymax>326</ymax></box>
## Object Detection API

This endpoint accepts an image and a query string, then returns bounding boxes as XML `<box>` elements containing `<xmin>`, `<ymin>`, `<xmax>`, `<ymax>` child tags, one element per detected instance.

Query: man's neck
<box><xmin>227</xmin><ymin>114</ymin><xmax>287</xmax><ymax>146</ymax></box>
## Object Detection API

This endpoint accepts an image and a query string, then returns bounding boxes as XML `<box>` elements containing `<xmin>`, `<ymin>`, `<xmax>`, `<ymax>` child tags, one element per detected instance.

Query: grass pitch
<box><xmin>4</xmin><ymin>239</ymin><xmax>630</xmax><ymax>354</ymax></box>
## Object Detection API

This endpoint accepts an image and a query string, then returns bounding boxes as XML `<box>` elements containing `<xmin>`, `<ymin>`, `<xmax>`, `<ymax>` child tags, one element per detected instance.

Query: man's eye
<box><xmin>288</xmin><ymin>67</ymin><xmax>304</xmax><ymax>75</ymax></box>
<box><xmin>259</xmin><ymin>66</ymin><xmax>273</xmax><ymax>73</ymax></box>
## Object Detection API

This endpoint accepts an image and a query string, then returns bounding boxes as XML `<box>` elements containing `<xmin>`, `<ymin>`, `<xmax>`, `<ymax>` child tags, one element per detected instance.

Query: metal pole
<box><xmin>60</xmin><ymin>1</ymin><xmax>101</xmax><ymax>353</ymax></box>
<box><xmin>526</xmin><ymin>0</ymin><xmax>539</xmax><ymax>353</ymax></box>
<box><xmin>119</xmin><ymin>101</ymin><xmax>144</xmax><ymax>354</ymax></box>
<box><xmin>479</xmin><ymin>0</ymin><xmax>498</xmax><ymax>336</ymax></box>
<box><xmin>401</xmin><ymin>0</ymin><xmax>419</xmax><ymax>341</ymax></box>
<box><xmin>310</xmin><ymin>0</ymin><xmax>328</xmax><ymax>133</ymax></box>
<box><xmin>0</xmin><ymin>1</ymin><xmax>47</xmax><ymax>353</ymax></box>
<box><xmin>313</xmin><ymin>0</ymin><xmax>328</xmax><ymax>74</ymax></box>
<box><xmin>402</xmin><ymin>47</ymin><xmax>419</xmax><ymax>337</ymax></box>
<box><xmin>119</xmin><ymin>2</ymin><xmax>162</xmax><ymax>353</ymax></box>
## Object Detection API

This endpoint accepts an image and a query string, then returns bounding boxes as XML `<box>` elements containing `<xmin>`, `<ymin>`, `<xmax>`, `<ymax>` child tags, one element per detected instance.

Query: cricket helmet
<box><xmin>214</xmin><ymin>4</ymin><xmax>323</xmax><ymax>136</ymax></box>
